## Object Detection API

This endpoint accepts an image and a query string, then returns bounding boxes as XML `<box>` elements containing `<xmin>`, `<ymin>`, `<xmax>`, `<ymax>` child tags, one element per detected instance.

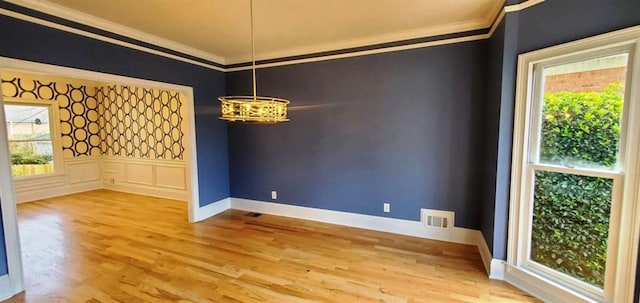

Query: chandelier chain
<box><xmin>250</xmin><ymin>0</ymin><xmax>257</xmax><ymax>101</ymax></box>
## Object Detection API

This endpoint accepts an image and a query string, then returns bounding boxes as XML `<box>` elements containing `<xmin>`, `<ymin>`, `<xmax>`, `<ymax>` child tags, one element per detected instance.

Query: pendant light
<box><xmin>218</xmin><ymin>0</ymin><xmax>290</xmax><ymax>123</ymax></box>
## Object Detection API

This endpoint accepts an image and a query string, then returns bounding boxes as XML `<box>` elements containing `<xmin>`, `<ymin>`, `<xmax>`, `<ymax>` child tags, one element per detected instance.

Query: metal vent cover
<box><xmin>420</xmin><ymin>209</ymin><xmax>454</xmax><ymax>229</ymax></box>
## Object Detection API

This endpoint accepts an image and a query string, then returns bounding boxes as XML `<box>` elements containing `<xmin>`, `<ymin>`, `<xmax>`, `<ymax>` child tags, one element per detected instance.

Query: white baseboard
<box><xmin>477</xmin><ymin>233</ymin><xmax>494</xmax><ymax>276</ymax></box>
<box><xmin>476</xmin><ymin>233</ymin><xmax>506</xmax><ymax>280</ymax></box>
<box><xmin>230</xmin><ymin>198</ymin><xmax>479</xmax><ymax>245</ymax></box>
<box><xmin>490</xmin><ymin>259</ymin><xmax>506</xmax><ymax>280</ymax></box>
<box><xmin>15</xmin><ymin>181</ymin><xmax>102</xmax><ymax>203</ymax></box>
<box><xmin>179</xmin><ymin>197</ymin><xmax>510</xmax><ymax>283</ymax></box>
<box><xmin>0</xmin><ymin>274</ymin><xmax>15</xmax><ymax>301</ymax></box>
<box><xmin>193</xmin><ymin>198</ymin><xmax>230</xmax><ymax>222</ymax></box>
<box><xmin>103</xmin><ymin>183</ymin><xmax>187</xmax><ymax>201</ymax></box>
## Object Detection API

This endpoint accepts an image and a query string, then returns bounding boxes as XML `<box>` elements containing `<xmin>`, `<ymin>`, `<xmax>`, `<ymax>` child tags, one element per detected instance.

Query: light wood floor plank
<box><xmin>4</xmin><ymin>189</ymin><xmax>539</xmax><ymax>302</ymax></box>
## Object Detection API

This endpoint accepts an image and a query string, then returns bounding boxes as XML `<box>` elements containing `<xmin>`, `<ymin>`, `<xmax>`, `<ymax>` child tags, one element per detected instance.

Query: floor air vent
<box><xmin>420</xmin><ymin>209</ymin><xmax>454</xmax><ymax>229</ymax></box>
<box><xmin>245</xmin><ymin>212</ymin><xmax>262</xmax><ymax>217</ymax></box>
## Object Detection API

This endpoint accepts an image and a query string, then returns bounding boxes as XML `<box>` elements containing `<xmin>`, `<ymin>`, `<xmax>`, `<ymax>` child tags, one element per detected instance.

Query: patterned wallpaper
<box><xmin>97</xmin><ymin>85</ymin><xmax>184</xmax><ymax>160</ymax></box>
<box><xmin>1</xmin><ymin>75</ymin><xmax>185</xmax><ymax>160</ymax></box>
<box><xmin>1</xmin><ymin>77</ymin><xmax>101</xmax><ymax>157</ymax></box>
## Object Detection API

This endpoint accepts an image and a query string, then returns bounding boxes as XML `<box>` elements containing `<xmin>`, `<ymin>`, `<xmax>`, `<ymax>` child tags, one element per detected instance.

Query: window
<box><xmin>508</xmin><ymin>27</ymin><xmax>640</xmax><ymax>303</ymax></box>
<box><xmin>4</xmin><ymin>103</ymin><xmax>58</xmax><ymax>177</ymax></box>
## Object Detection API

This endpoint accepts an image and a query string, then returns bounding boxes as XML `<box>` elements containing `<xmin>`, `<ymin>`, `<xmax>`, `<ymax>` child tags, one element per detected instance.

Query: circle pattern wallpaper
<box><xmin>1</xmin><ymin>77</ymin><xmax>185</xmax><ymax>160</ymax></box>
<box><xmin>97</xmin><ymin>85</ymin><xmax>184</xmax><ymax>160</ymax></box>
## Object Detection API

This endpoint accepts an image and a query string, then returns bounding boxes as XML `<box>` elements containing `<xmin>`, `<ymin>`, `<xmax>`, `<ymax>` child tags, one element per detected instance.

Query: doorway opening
<box><xmin>0</xmin><ymin>58</ymin><xmax>200</xmax><ymax>297</ymax></box>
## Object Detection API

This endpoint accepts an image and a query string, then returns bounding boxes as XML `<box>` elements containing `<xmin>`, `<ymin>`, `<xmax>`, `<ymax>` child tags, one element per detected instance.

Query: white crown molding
<box><xmin>0</xmin><ymin>0</ymin><xmax>547</xmax><ymax>71</ymax></box>
<box><xmin>5</xmin><ymin>0</ymin><xmax>227</xmax><ymax>65</ymax></box>
<box><xmin>226</xmin><ymin>33</ymin><xmax>490</xmax><ymax>72</ymax></box>
<box><xmin>487</xmin><ymin>9</ymin><xmax>506</xmax><ymax>38</ymax></box>
<box><xmin>0</xmin><ymin>8</ymin><xmax>225</xmax><ymax>72</ymax></box>
<box><xmin>504</xmin><ymin>0</ymin><xmax>545</xmax><ymax>13</ymax></box>
<box><xmin>221</xmin><ymin>0</ymin><xmax>545</xmax><ymax>70</ymax></box>
<box><xmin>225</xmin><ymin>17</ymin><xmax>493</xmax><ymax>64</ymax></box>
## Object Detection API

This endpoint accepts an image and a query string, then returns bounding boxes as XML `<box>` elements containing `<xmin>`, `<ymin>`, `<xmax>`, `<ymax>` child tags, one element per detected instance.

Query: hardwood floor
<box><xmin>5</xmin><ymin>190</ymin><xmax>539</xmax><ymax>302</ymax></box>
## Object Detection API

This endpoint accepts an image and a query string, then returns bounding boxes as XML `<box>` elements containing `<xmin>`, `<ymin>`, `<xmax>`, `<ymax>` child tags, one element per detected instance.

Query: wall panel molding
<box><xmin>102</xmin><ymin>156</ymin><xmax>187</xmax><ymax>201</ymax></box>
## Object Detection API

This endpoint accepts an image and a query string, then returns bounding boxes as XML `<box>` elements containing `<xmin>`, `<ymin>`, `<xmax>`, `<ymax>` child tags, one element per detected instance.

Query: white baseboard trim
<box><xmin>490</xmin><ymin>259</ymin><xmax>506</xmax><ymax>280</ymax></box>
<box><xmin>230</xmin><ymin>198</ymin><xmax>479</xmax><ymax>245</ymax></box>
<box><xmin>103</xmin><ymin>183</ymin><xmax>187</xmax><ymax>201</ymax></box>
<box><xmin>193</xmin><ymin>198</ymin><xmax>231</xmax><ymax>222</ymax></box>
<box><xmin>477</xmin><ymin>233</ymin><xmax>494</xmax><ymax>276</ymax></box>
<box><xmin>184</xmin><ymin>197</ymin><xmax>511</xmax><ymax>284</ymax></box>
<box><xmin>476</xmin><ymin>233</ymin><xmax>506</xmax><ymax>280</ymax></box>
<box><xmin>15</xmin><ymin>181</ymin><xmax>102</xmax><ymax>203</ymax></box>
<box><xmin>0</xmin><ymin>274</ymin><xmax>14</xmax><ymax>301</ymax></box>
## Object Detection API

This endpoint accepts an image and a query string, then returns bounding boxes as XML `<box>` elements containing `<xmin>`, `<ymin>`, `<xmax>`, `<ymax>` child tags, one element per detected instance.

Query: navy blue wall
<box><xmin>0</xmin><ymin>15</ymin><xmax>230</xmax><ymax>207</ymax></box>
<box><xmin>518</xmin><ymin>0</ymin><xmax>640</xmax><ymax>54</ymax></box>
<box><xmin>227</xmin><ymin>41</ymin><xmax>488</xmax><ymax>228</ymax></box>
<box><xmin>481</xmin><ymin>19</ymin><xmax>506</xmax><ymax>256</ymax></box>
<box><xmin>0</xmin><ymin>12</ymin><xmax>230</xmax><ymax>274</ymax></box>
<box><xmin>0</xmin><ymin>0</ymin><xmax>638</xmax><ymax>287</ymax></box>
<box><xmin>490</xmin><ymin>13</ymin><xmax>520</xmax><ymax>260</ymax></box>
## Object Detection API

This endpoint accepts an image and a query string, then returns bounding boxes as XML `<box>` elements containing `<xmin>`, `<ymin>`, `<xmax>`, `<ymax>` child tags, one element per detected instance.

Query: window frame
<box><xmin>507</xmin><ymin>26</ymin><xmax>640</xmax><ymax>303</ymax></box>
<box><xmin>3</xmin><ymin>97</ymin><xmax>64</xmax><ymax>179</ymax></box>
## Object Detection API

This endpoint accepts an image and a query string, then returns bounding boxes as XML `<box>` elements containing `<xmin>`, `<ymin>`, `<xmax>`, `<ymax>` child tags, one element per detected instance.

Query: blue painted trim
<box><xmin>0</xmin><ymin>1</ymin><xmax>226</xmax><ymax>69</ymax></box>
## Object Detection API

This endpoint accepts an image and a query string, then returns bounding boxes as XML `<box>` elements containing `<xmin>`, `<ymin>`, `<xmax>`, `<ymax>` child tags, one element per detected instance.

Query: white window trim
<box><xmin>507</xmin><ymin>25</ymin><xmax>640</xmax><ymax>303</ymax></box>
<box><xmin>3</xmin><ymin>97</ymin><xmax>65</xmax><ymax>180</ymax></box>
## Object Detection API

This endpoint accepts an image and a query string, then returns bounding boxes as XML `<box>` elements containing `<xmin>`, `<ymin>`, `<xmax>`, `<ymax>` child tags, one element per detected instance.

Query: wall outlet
<box><xmin>108</xmin><ymin>177</ymin><xmax>115</xmax><ymax>185</ymax></box>
<box><xmin>383</xmin><ymin>202</ymin><xmax>390</xmax><ymax>213</ymax></box>
<box><xmin>271</xmin><ymin>190</ymin><xmax>277</xmax><ymax>200</ymax></box>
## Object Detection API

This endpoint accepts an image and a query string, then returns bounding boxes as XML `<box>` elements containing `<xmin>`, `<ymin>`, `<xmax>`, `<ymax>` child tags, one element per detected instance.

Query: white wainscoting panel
<box><xmin>155</xmin><ymin>166</ymin><xmax>186</xmax><ymax>190</ymax></box>
<box><xmin>13</xmin><ymin>157</ymin><xmax>102</xmax><ymax>203</ymax></box>
<box><xmin>67</xmin><ymin>160</ymin><xmax>100</xmax><ymax>184</ymax></box>
<box><xmin>125</xmin><ymin>163</ymin><xmax>154</xmax><ymax>185</ymax></box>
<box><xmin>13</xmin><ymin>156</ymin><xmax>187</xmax><ymax>203</ymax></box>
<box><xmin>102</xmin><ymin>161</ymin><xmax>125</xmax><ymax>183</ymax></box>
<box><xmin>102</xmin><ymin>157</ymin><xmax>187</xmax><ymax>201</ymax></box>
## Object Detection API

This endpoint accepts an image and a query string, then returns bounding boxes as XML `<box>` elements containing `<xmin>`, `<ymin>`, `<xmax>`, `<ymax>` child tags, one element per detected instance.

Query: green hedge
<box><xmin>532</xmin><ymin>83</ymin><xmax>623</xmax><ymax>287</ymax></box>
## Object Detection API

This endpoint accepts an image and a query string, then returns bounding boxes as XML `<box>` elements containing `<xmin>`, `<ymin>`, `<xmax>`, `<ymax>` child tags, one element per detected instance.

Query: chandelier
<box><xmin>218</xmin><ymin>0</ymin><xmax>290</xmax><ymax>123</ymax></box>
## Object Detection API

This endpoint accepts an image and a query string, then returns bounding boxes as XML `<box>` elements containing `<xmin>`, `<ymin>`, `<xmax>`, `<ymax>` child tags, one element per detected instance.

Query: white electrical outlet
<box><xmin>383</xmin><ymin>202</ymin><xmax>390</xmax><ymax>213</ymax></box>
<box><xmin>271</xmin><ymin>190</ymin><xmax>277</xmax><ymax>199</ymax></box>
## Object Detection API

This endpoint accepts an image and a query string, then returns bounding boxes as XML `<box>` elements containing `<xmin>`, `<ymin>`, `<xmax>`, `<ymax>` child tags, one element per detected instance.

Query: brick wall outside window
<box><xmin>544</xmin><ymin>67</ymin><xmax>626</xmax><ymax>93</ymax></box>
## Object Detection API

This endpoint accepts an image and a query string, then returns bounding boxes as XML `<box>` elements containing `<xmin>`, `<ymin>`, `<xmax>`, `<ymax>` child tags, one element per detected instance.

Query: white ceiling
<box><xmin>14</xmin><ymin>0</ymin><xmax>503</xmax><ymax>64</ymax></box>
